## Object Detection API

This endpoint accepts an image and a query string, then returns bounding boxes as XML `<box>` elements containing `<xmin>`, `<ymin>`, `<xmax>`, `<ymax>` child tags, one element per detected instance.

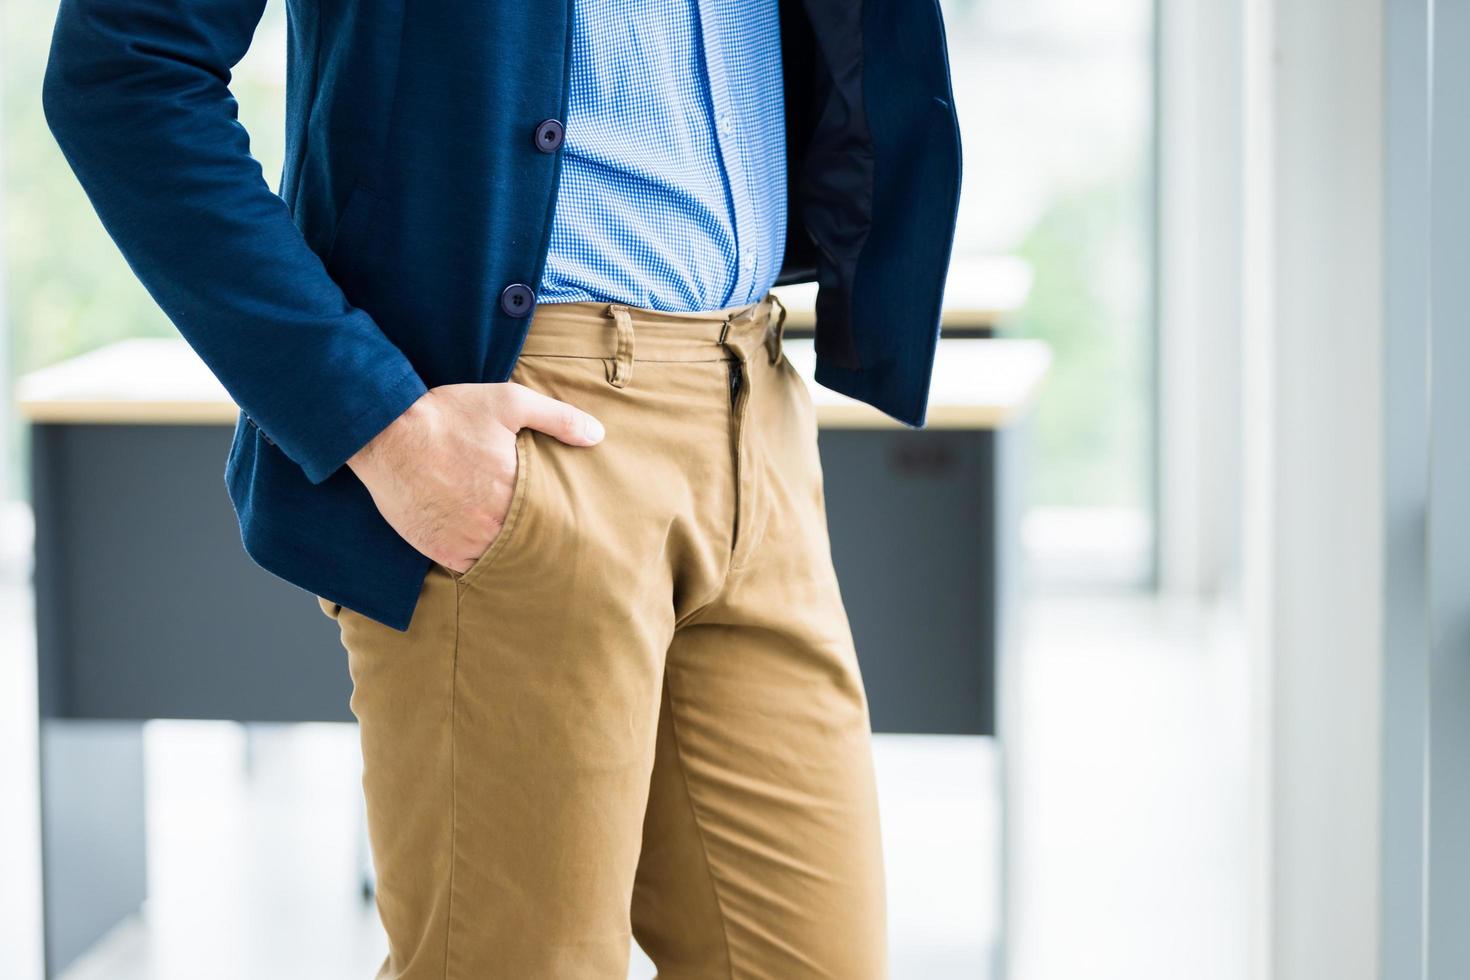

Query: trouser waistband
<box><xmin>520</xmin><ymin>291</ymin><xmax>788</xmax><ymax>387</ymax></box>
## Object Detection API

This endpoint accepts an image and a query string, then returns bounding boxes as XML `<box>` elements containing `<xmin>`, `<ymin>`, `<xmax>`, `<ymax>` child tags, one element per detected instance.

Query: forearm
<box><xmin>43</xmin><ymin>0</ymin><xmax>426</xmax><ymax>483</ymax></box>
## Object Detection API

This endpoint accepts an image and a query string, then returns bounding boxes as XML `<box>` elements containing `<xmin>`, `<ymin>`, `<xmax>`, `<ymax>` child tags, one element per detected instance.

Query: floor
<box><xmin>0</xmin><ymin>534</ymin><xmax>1251</xmax><ymax>979</ymax></box>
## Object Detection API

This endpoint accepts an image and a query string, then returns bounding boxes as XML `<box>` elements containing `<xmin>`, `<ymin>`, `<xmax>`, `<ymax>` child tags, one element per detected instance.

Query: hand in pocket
<box><xmin>346</xmin><ymin>381</ymin><xmax>604</xmax><ymax>573</ymax></box>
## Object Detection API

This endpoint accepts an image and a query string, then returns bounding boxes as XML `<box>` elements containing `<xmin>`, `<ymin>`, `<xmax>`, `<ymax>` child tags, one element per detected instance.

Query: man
<box><xmin>43</xmin><ymin>0</ymin><xmax>961</xmax><ymax>975</ymax></box>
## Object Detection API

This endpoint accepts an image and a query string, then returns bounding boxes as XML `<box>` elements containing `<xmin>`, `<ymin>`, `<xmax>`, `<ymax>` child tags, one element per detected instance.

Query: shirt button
<box><xmin>717</xmin><ymin>112</ymin><xmax>734</xmax><ymax>137</ymax></box>
<box><xmin>500</xmin><ymin>282</ymin><xmax>536</xmax><ymax>317</ymax></box>
<box><xmin>533</xmin><ymin>118</ymin><xmax>565</xmax><ymax>153</ymax></box>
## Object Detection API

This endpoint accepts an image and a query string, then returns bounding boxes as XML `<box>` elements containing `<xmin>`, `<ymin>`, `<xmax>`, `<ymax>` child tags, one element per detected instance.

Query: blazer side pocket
<box><xmin>323</xmin><ymin>181</ymin><xmax>381</xmax><ymax>290</ymax></box>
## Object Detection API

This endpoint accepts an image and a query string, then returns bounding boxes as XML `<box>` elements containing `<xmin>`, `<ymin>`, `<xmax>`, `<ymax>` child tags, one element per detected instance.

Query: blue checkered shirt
<box><xmin>535</xmin><ymin>0</ymin><xmax>787</xmax><ymax>313</ymax></box>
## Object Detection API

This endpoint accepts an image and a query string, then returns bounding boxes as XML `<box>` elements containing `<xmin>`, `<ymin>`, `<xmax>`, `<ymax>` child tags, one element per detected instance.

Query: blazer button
<box><xmin>533</xmin><ymin>118</ymin><xmax>565</xmax><ymax>153</ymax></box>
<box><xmin>500</xmin><ymin>282</ymin><xmax>535</xmax><ymax>317</ymax></box>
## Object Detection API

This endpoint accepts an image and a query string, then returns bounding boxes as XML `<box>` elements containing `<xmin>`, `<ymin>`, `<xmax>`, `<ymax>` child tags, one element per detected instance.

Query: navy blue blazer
<box><xmin>42</xmin><ymin>0</ymin><xmax>963</xmax><ymax>631</ymax></box>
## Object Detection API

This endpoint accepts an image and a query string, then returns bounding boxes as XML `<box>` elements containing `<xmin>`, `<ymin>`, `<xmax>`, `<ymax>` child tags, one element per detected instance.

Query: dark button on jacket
<box><xmin>499</xmin><ymin>282</ymin><xmax>535</xmax><ymax>317</ymax></box>
<box><xmin>533</xmin><ymin>118</ymin><xmax>564</xmax><ymax>153</ymax></box>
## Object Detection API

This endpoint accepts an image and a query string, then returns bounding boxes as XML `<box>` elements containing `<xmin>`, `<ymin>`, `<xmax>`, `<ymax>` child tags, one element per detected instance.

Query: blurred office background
<box><xmin>1</xmin><ymin>0</ymin><xmax>1453</xmax><ymax>977</ymax></box>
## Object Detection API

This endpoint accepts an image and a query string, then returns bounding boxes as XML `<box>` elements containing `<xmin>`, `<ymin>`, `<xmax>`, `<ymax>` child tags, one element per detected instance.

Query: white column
<box><xmin>1156</xmin><ymin>0</ymin><xmax>1246</xmax><ymax>599</ymax></box>
<box><xmin>1241</xmin><ymin>0</ymin><xmax>1388</xmax><ymax>976</ymax></box>
<box><xmin>1380</xmin><ymin>1</ymin><xmax>1431</xmax><ymax>977</ymax></box>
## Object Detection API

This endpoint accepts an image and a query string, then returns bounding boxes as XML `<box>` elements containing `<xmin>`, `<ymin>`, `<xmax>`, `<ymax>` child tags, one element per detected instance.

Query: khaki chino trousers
<box><xmin>317</xmin><ymin>292</ymin><xmax>888</xmax><ymax>978</ymax></box>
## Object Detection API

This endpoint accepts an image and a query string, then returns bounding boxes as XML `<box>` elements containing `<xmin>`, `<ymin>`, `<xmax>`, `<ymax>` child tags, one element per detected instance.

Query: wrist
<box><xmin>348</xmin><ymin>388</ymin><xmax>435</xmax><ymax>477</ymax></box>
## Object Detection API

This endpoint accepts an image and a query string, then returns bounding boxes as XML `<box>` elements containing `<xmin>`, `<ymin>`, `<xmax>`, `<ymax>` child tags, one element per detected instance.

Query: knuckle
<box><xmin>494</xmin><ymin>382</ymin><xmax>524</xmax><ymax>414</ymax></box>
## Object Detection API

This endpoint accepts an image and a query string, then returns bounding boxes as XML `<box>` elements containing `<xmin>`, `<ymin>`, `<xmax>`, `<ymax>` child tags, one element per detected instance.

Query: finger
<box><xmin>507</xmin><ymin>386</ymin><xmax>605</xmax><ymax>446</ymax></box>
<box><xmin>433</xmin><ymin>545</ymin><xmax>476</xmax><ymax>574</ymax></box>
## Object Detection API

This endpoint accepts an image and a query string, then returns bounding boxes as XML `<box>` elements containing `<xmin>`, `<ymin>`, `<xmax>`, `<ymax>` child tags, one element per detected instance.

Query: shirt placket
<box><xmin>695</xmin><ymin>0</ymin><xmax>758</xmax><ymax>307</ymax></box>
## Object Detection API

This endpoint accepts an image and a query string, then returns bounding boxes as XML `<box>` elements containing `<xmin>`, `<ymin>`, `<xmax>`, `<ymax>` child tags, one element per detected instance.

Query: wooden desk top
<box><xmin>17</xmin><ymin>333</ymin><xmax>1050</xmax><ymax>432</ymax></box>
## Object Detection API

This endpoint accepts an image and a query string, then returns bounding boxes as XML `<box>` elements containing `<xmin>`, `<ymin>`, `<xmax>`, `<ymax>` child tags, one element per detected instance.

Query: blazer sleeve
<box><xmin>41</xmin><ymin>0</ymin><xmax>428</xmax><ymax>485</ymax></box>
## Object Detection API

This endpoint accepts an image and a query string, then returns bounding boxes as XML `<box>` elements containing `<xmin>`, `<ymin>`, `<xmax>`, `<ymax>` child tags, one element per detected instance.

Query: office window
<box><xmin>942</xmin><ymin>0</ymin><xmax>1157</xmax><ymax>586</ymax></box>
<box><xmin>0</xmin><ymin>0</ymin><xmax>289</xmax><ymax>497</ymax></box>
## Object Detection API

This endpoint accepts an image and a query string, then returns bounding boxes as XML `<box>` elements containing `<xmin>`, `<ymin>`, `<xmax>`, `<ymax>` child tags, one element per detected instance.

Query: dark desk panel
<box><xmin>33</xmin><ymin>424</ymin><xmax>349</xmax><ymax>724</ymax></box>
<box><xmin>33</xmin><ymin>423</ymin><xmax>1000</xmax><ymax>733</ymax></box>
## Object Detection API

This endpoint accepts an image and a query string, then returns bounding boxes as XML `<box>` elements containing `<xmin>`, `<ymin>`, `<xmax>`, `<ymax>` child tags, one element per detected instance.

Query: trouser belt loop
<box><xmin>605</xmin><ymin>304</ymin><xmax>635</xmax><ymax>388</ymax></box>
<box><xmin>765</xmin><ymin>292</ymin><xmax>788</xmax><ymax>364</ymax></box>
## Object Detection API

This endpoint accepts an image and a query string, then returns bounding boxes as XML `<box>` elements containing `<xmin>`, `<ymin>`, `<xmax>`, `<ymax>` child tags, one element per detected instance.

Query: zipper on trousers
<box><xmin>725</xmin><ymin>355</ymin><xmax>747</xmax><ymax>563</ymax></box>
<box><xmin>729</xmin><ymin>359</ymin><xmax>744</xmax><ymax>408</ymax></box>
